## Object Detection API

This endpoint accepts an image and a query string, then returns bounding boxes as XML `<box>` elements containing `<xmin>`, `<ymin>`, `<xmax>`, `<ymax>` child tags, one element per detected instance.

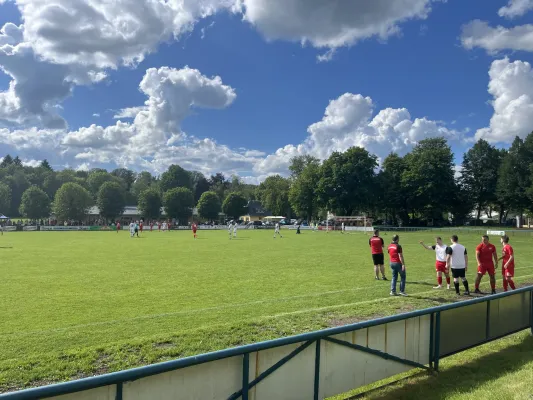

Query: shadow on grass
<box><xmin>352</xmin><ymin>334</ymin><xmax>533</xmax><ymax>400</ymax></box>
<box><xmin>0</xmin><ymin>246</ymin><xmax>13</xmax><ymax>249</ymax></box>
<box><xmin>408</xmin><ymin>281</ymin><xmax>434</xmax><ymax>287</ymax></box>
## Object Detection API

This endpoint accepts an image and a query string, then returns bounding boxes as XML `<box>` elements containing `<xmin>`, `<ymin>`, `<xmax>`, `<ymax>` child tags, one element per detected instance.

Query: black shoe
<box><xmin>491</xmin><ymin>290</ymin><xmax>497</xmax><ymax>295</ymax></box>
<box><xmin>474</xmin><ymin>289</ymin><xmax>482</xmax><ymax>294</ymax></box>
<box><xmin>382</xmin><ymin>276</ymin><xmax>388</xmax><ymax>281</ymax></box>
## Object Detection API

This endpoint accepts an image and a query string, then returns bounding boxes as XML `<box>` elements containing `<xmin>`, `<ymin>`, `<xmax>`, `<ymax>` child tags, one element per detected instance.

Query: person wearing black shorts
<box><xmin>446</xmin><ymin>235</ymin><xmax>470</xmax><ymax>295</ymax></box>
<box><xmin>369</xmin><ymin>229</ymin><xmax>387</xmax><ymax>280</ymax></box>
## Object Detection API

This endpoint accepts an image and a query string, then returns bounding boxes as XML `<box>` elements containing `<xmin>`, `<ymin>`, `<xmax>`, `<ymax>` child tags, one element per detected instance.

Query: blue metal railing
<box><xmin>2</xmin><ymin>286</ymin><xmax>532</xmax><ymax>400</ymax></box>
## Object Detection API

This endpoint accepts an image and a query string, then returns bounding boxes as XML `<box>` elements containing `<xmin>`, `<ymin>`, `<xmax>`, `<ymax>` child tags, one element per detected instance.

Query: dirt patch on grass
<box><xmin>153</xmin><ymin>341</ymin><xmax>175</xmax><ymax>350</ymax></box>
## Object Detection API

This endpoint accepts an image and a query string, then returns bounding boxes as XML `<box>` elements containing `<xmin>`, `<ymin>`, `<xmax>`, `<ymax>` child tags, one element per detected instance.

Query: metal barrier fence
<box><xmin>2</xmin><ymin>287</ymin><xmax>532</xmax><ymax>400</ymax></box>
<box><xmin>374</xmin><ymin>226</ymin><xmax>533</xmax><ymax>237</ymax></box>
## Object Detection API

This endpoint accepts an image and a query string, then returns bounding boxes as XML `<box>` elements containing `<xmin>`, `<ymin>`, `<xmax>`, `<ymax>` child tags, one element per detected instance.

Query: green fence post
<box><xmin>314</xmin><ymin>340</ymin><xmax>321</xmax><ymax>400</ymax></box>
<box><xmin>434</xmin><ymin>312</ymin><xmax>441</xmax><ymax>372</ymax></box>
<box><xmin>115</xmin><ymin>383</ymin><xmax>122</xmax><ymax>400</ymax></box>
<box><xmin>242</xmin><ymin>353</ymin><xmax>249</xmax><ymax>400</ymax></box>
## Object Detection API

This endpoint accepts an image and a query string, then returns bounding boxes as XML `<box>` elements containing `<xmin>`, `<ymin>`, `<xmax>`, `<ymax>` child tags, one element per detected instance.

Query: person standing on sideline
<box><xmin>499</xmin><ymin>235</ymin><xmax>516</xmax><ymax>292</ymax></box>
<box><xmin>388</xmin><ymin>235</ymin><xmax>407</xmax><ymax>296</ymax></box>
<box><xmin>475</xmin><ymin>235</ymin><xmax>498</xmax><ymax>295</ymax></box>
<box><xmin>369</xmin><ymin>229</ymin><xmax>387</xmax><ymax>280</ymax></box>
<box><xmin>420</xmin><ymin>237</ymin><xmax>451</xmax><ymax>289</ymax></box>
<box><xmin>341</xmin><ymin>222</ymin><xmax>345</xmax><ymax>234</ymax></box>
<box><xmin>446</xmin><ymin>235</ymin><xmax>470</xmax><ymax>295</ymax></box>
<box><xmin>116</xmin><ymin>221</ymin><xmax>121</xmax><ymax>233</ymax></box>
<box><xmin>273</xmin><ymin>222</ymin><xmax>283</xmax><ymax>238</ymax></box>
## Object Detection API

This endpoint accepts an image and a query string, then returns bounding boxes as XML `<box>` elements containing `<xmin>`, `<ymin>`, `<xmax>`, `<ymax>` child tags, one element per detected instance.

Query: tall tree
<box><xmin>197</xmin><ymin>191</ymin><xmax>221</xmax><ymax>221</ymax></box>
<box><xmin>87</xmin><ymin>171</ymin><xmax>113</xmax><ymax>196</ymax></box>
<box><xmin>289</xmin><ymin>158</ymin><xmax>320</xmax><ymax>220</ymax></box>
<box><xmin>131</xmin><ymin>171</ymin><xmax>155</xmax><ymax>199</ymax></box>
<box><xmin>19</xmin><ymin>187</ymin><xmax>51</xmax><ymax>219</ymax></box>
<box><xmin>0</xmin><ymin>183</ymin><xmax>12</xmax><ymax>214</ymax></box>
<box><xmin>163</xmin><ymin>187</ymin><xmax>194</xmax><ymax>224</ymax></box>
<box><xmin>402</xmin><ymin>138</ymin><xmax>456</xmax><ymax>223</ymax></box>
<box><xmin>379</xmin><ymin>153</ymin><xmax>409</xmax><ymax>225</ymax></box>
<box><xmin>111</xmin><ymin>168</ymin><xmax>136</xmax><ymax>191</ymax></box>
<box><xmin>12</xmin><ymin>156</ymin><xmax>22</xmax><ymax>166</ymax></box>
<box><xmin>461</xmin><ymin>139</ymin><xmax>502</xmax><ymax>221</ymax></box>
<box><xmin>97</xmin><ymin>182</ymin><xmax>126</xmax><ymax>221</ymax></box>
<box><xmin>0</xmin><ymin>155</ymin><xmax>13</xmax><ymax>168</ymax></box>
<box><xmin>317</xmin><ymin>147</ymin><xmax>378</xmax><ymax>215</ymax></box>
<box><xmin>138</xmin><ymin>189</ymin><xmax>162</xmax><ymax>220</ymax></box>
<box><xmin>5</xmin><ymin>170</ymin><xmax>31</xmax><ymax>216</ymax></box>
<box><xmin>289</xmin><ymin>155</ymin><xmax>320</xmax><ymax>178</ymax></box>
<box><xmin>256</xmin><ymin>175</ymin><xmax>291</xmax><ymax>216</ymax></box>
<box><xmin>190</xmin><ymin>171</ymin><xmax>211</xmax><ymax>202</ymax></box>
<box><xmin>53</xmin><ymin>183</ymin><xmax>93</xmax><ymax>222</ymax></box>
<box><xmin>222</xmin><ymin>193</ymin><xmax>248</xmax><ymax>220</ymax></box>
<box><xmin>40</xmin><ymin>160</ymin><xmax>53</xmax><ymax>171</ymax></box>
<box><xmin>160</xmin><ymin>165</ymin><xmax>192</xmax><ymax>192</ymax></box>
<box><xmin>209</xmin><ymin>173</ymin><xmax>229</xmax><ymax>201</ymax></box>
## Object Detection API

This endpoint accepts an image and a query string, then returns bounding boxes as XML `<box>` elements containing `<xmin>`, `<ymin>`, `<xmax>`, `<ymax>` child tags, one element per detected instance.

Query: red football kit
<box><xmin>388</xmin><ymin>243</ymin><xmax>403</xmax><ymax>264</ymax></box>
<box><xmin>502</xmin><ymin>244</ymin><xmax>515</xmax><ymax>277</ymax></box>
<box><xmin>369</xmin><ymin>236</ymin><xmax>384</xmax><ymax>254</ymax></box>
<box><xmin>476</xmin><ymin>243</ymin><xmax>497</xmax><ymax>275</ymax></box>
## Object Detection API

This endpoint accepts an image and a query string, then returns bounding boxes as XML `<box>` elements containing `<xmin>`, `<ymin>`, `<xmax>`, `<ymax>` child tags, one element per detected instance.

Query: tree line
<box><xmin>1</xmin><ymin>133</ymin><xmax>533</xmax><ymax>225</ymax></box>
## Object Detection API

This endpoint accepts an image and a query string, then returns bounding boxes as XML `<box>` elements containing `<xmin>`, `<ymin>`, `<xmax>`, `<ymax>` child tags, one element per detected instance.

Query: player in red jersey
<box><xmin>158</xmin><ymin>221</ymin><xmax>161</xmax><ymax>231</ymax></box>
<box><xmin>150</xmin><ymin>221</ymin><xmax>153</xmax><ymax>232</ymax></box>
<box><xmin>499</xmin><ymin>235</ymin><xmax>516</xmax><ymax>291</ymax></box>
<box><xmin>474</xmin><ymin>235</ymin><xmax>498</xmax><ymax>295</ymax></box>
<box><xmin>369</xmin><ymin>229</ymin><xmax>387</xmax><ymax>280</ymax></box>
<box><xmin>388</xmin><ymin>235</ymin><xmax>407</xmax><ymax>296</ymax></box>
<box><xmin>139</xmin><ymin>221</ymin><xmax>143</xmax><ymax>233</ymax></box>
<box><xmin>192</xmin><ymin>222</ymin><xmax>198</xmax><ymax>239</ymax></box>
<box><xmin>116</xmin><ymin>221</ymin><xmax>120</xmax><ymax>233</ymax></box>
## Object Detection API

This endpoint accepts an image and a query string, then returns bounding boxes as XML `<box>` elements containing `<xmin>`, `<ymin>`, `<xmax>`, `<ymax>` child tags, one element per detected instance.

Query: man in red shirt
<box><xmin>474</xmin><ymin>235</ymin><xmax>498</xmax><ymax>295</ymax></box>
<box><xmin>388</xmin><ymin>235</ymin><xmax>407</xmax><ymax>296</ymax></box>
<box><xmin>369</xmin><ymin>229</ymin><xmax>387</xmax><ymax>281</ymax></box>
<box><xmin>139</xmin><ymin>221</ymin><xmax>143</xmax><ymax>233</ymax></box>
<box><xmin>499</xmin><ymin>235</ymin><xmax>516</xmax><ymax>291</ymax></box>
<box><xmin>192</xmin><ymin>222</ymin><xmax>198</xmax><ymax>239</ymax></box>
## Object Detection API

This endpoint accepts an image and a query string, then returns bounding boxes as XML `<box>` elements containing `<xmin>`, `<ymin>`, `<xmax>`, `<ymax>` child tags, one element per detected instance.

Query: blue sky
<box><xmin>1</xmin><ymin>0</ymin><xmax>533</xmax><ymax>181</ymax></box>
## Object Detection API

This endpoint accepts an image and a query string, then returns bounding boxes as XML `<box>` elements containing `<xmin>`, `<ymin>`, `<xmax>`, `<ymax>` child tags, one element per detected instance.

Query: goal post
<box><xmin>331</xmin><ymin>215</ymin><xmax>373</xmax><ymax>233</ymax></box>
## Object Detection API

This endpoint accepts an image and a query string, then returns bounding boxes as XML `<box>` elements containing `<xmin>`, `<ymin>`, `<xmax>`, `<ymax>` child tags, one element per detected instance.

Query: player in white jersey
<box><xmin>273</xmin><ymin>222</ymin><xmax>283</xmax><ymax>238</ymax></box>
<box><xmin>228</xmin><ymin>221</ymin><xmax>233</xmax><ymax>239</ymax></box>
<box><xmin>341</xmin><ymin>222</ymin><xmax>345</xmax><ymax>233</ymax></box>
<box><xmin>129</xmin><ymin>222</ymin><xmax>135</xmax><ymax>237</ymax></box>
<box><xmin>446</xmin><ymin>235</ymin><xmax>470</xmax><ymax>296</ymax></box>
<box><xmin>162</xmin><ymin>222</ymin><xmax>168</xmax><ymax>231</ymax></box>
<box><xmin>420</xmin><ymin>237</ymin><xmax>451</xmax><ymax>289</ymax></box>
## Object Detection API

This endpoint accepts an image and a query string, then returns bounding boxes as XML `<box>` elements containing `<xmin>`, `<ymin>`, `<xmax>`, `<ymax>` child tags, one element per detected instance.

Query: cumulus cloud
<box><xmin>238</xmin><ymin>0</ymin><xmax>434</xmax><ymax>57</ymax></box>
<box><xmin>254</xmin><ymin>93</ymin><xmax>458</xmax><ymax>174</ymax></box>
<box><xmin>475</xmin><ymin>58</ymin><xmax>533</xmax><ymax>144</ymax></box>
<box><xmin>498</xmin><ymin>0</ymin><xmax>533</xmax><ymax>19</ymax></box>
<box><xmin>461</xmin><ymin>20</ymin><xmax>533</xmax><ymax>54</ymax></box>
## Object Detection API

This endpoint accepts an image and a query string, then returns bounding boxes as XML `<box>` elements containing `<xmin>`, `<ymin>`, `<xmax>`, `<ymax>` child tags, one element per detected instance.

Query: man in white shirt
<box><xmin>228</xmin><ymin>221</ymin><xmax>233</xmax><ymax>240</ymax></box>
<box><xmin>129</xmin><ymin>222</ymin><xmax>135</xmax><ymax>237</ymax></box>
<box><xmin>420</xmin><ymin>237</ymin><xmax>451</xmax><ymax>289</ymax></box>
<box><xmin>273</xmin><ymin>222</ymin><xmax>283</xmax><ymax>238</ymax></box>
<box><xmin>446</xmin><ymin>235</ymin><xmax>470</xmax><ymax>296</ymax></box>
<box><xmin>233</xmin><ymin>222</ymin><xmax>238</xmax><ymax>238</ymax></box>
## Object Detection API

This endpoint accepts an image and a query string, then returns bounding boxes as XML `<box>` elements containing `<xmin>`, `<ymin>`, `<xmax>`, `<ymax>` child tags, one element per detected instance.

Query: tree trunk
<box><xmin>476</xmin><ymin>206</ymin><xmax>481</xmax><ymax>221</ymax></box>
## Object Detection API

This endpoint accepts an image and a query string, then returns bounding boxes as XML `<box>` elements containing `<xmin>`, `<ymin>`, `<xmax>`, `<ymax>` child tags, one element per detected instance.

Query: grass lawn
<box><xmin>1</xmin><ymin>228</ymin><xmax>532</xmax><ymax>397</ymax></box>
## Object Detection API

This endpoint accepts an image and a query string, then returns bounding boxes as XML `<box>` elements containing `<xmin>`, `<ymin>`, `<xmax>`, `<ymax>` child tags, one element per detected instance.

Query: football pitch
<box><xmin>1</xmin><ymin>229</ymin><xmax>533</xmax><ymax>397</ymax></box>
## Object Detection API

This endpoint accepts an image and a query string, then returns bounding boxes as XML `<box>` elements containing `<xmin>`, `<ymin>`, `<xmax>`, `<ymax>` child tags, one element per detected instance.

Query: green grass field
<box><xmin>1</xmin><ymin>229</ymin><xmax>532</xmax><ymax>397</ymax></box>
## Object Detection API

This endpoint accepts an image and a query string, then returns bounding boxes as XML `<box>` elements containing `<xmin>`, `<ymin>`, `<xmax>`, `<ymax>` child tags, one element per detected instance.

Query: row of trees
<box><xmin>254</xmin><ymin>133</ymin><xmax>533</xmax><ymax>226</ymax></box>
<box><xmin>0</xmin><ymin>158</ymin><xmax>256</xmax><ymax>223</ymax></box>
<box><xmin>2</xmin><ymin>132</ymin><xmax>533</xmax><ymax>225</ymax></box>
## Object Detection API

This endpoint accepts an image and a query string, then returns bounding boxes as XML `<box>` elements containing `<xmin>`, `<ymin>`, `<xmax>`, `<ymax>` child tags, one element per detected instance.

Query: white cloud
<box><xmin>475</xmin><ymin>58</ymin><xmax>533</xmax><ymax>144</ymax></box>
<box><xmin>113</xmin><ymin>107</ymin><xmax>147</xmax><ymax>119</ymax></box>
<box><xmin>254</xmin><ymin>92</ymin><xmax>458</xmax><ymax>174</ymax></box>
<box><xmin>498</xmin><ymin>0</ymin><xmax>533</xmax><ymax>19</ymax></box>
<box><xmin>92</xmin><ymin>113</ymin><xmax>100</xmax><ymax>118</ymax></box>
<box><xmin>461</xmin><ymin>20</ymin><xmax>533</xmax><ymax>54</ymax></box>
<box><xmin>14</xmin><ymin>0</ymin><xmax>234</xmax><ymax>69</ymax></box>
<box><xmin>21</xmin><ymin>158</ymin><xmax>40</xmax><ymax>167</ymax></box>
<box><xmin>239</xmin><ymin>0</ymin><xmax>434</xmax><ymax>60</ymax></box>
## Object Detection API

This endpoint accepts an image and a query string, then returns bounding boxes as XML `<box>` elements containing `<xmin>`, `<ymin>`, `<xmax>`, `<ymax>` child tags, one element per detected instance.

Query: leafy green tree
<box><xmin>379</xmin><ymin>153</ymin><xmax>409</xmax><ymax>225</ymax></box>
<box><xmin>209</xmin><ymin>173</ymin><xmax>229</xmax><ymax>201</ymax></box>
<box><xmin>197</xmin><ymin>191</ymin><xmax>221</xmax><ymax>221</ymax></box>
<box><xmin>289</xmin><ymin>155</ymin><xmax>320</xmax><ymax>178</ymax></box>
<box><xmin>0</xmin><ymin>183</ymin><xmax>12</xmax><ymax>214</ymax></box>
<box><xmin>0</xmin><ymin>155</ymin><xmax>13</xmax><ymax>168</ymax></box>
<box><xmin>402</xmin><ymin>138</ymin><xmax>455</xmax><ymax>223</ymax></box>
<box><xmin>163</xmin><ymin>187</ymin><xmax>194</xmax><ymax>224</ymax></box>
<box><xmin>111</xmin><ymin>168</ymin><xmax>136</xmax><ymax>191</ymax></box>
<box><xmin>289</xmin><ymin>158</ymin><xmax>320</xmax><ymax>220</ymax></box>
<box><xmin>138</xmin><ymin>189</ymin><xmax>162</xmax><ymax>220</ymax></box>
<box><xmin>5</xmin><ymin>170</ymin><xmax>31</xmax><ymax>216</ymax></box>
<box><xmin>97</xmin><ymin>182</ymin><xmax>126</xmax><ymax>221</ymax></box>
<box><xmin>160</xmin><ymin>164</ymin><xmax>192</xmax><ymax>192</ymax></box>
<box><xmin>53</xmin><ymin>182</ymin><xmax>93</xmax><ymax>222</ymax></box>
<box><xmin>317</xmin><ymin>147</ymin><xmax>378</xmax><ymax>215</ymax></box>
<box><xmin>19</xmin><ymin>187</ymin><xmax>51</xmax><ymax>219</ymax></box>
<box><xmin>256</xmin><ymin>175</ymin><xmax>291</xmax><ymax>216</ymax></box>
<box><xmin>131</xmin><ymin>171</ymin><xmax>156</xmax><ymax>199</ymax></box>
<box><xmin>40</xmin><ymin>160</ymin><xmax>53</xmax><ymax>171</ymax></box>
<box><xmin>461</xmin><ymin>139</ymin><xmax>502</xmax><ymax>221</ymax></box>
<box><xmin>190</xmin><ymin>171</ymin><xmax>211</xmax><ymax>202</ymax></box>
<box><xmin>87</xmin><ymin>171</ymin><xmax>113</xmax><ymax>196</ymax></box>
<box><xmin>43</xmin><ymin>174</ymin><xmax>62</xmax><ymax>200</ymax></box>
<box><xmin>222</xmin><ymin>192</ymin><xmax>248</xmax><ymax>220</ymax></box>
<box><xmin>13</xmin><ymin>156</ymin><xmax>22</xmax><ymax>166</ymax></box>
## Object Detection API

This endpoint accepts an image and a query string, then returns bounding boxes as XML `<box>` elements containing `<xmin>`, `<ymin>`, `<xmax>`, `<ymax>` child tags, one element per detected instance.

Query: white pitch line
<box><xmin>3</xmin><ymin>274</ymin><xmax>533</xmax><ymax>340</ymax></box>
